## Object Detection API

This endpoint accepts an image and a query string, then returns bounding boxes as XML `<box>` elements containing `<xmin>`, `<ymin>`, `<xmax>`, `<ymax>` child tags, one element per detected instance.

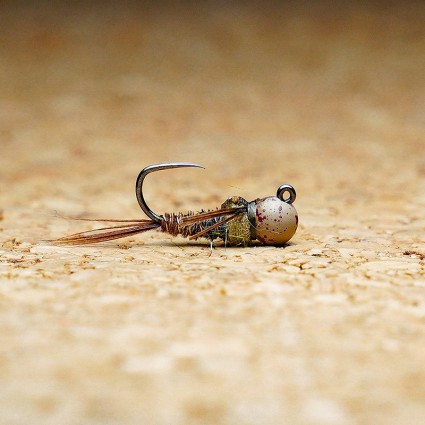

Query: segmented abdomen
<box><xmin>161</xmin><ymin>212</ymin><xmax>225</xmax><ymax>241</ymax></box>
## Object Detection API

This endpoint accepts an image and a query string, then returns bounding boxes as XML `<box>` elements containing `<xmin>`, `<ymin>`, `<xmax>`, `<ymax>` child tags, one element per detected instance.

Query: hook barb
<box><xmin>135</xmin><ymin>162</ymin><xmax>204</xmax><ymax>222</ymax></box>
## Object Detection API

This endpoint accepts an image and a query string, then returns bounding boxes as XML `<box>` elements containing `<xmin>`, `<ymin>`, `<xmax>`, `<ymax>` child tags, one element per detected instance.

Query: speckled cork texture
<box><xmin>1</xmin><ymin>1</ymin><xmax>425</xmax><ymax>424</ymax></box>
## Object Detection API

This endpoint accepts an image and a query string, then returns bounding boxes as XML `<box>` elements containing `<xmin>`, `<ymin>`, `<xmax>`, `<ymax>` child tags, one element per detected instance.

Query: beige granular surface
<box><xmin>1</xmin><ymin>2</ymin><xmax>425</xmax><ymax>424</ymax></box>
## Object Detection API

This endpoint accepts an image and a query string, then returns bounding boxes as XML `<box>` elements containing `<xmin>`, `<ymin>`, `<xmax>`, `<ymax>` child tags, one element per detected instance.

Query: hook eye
<box><xmin>135</xmin><ymin>162</ymin><xmax>204</xmax><ymax>222</ymax></box>
<box><xmin>277</xmin><ymin>184</ymin><xmax>296</xmax><ymax>204</ymax></box>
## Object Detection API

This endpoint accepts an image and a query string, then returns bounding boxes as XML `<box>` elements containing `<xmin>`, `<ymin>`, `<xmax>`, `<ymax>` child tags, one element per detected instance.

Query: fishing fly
<box><xmin>55</xmin><ymin>162</ymin><xmax>298</xmax><ymax>247</ymax></box>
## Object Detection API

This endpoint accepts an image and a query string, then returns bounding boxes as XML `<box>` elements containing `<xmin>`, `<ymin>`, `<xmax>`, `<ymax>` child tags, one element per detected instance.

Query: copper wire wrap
<box><xmin>161</xmin><ymin>212</ymin><xmax>222</xmax><ymax>240</ymax></box>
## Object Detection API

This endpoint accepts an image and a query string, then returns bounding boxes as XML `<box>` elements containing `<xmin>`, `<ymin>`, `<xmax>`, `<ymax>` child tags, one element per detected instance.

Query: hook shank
<box><xmin>135</xmin><ymin>162</ymin><xmax>204</xmax><ymax>222</ymax></box>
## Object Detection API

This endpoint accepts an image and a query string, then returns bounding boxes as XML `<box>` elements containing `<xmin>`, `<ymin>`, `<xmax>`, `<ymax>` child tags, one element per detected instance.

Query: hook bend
<box><xmin>135</xmin><ymin>162</ymin><xmax>204</xmax><ymax>222</ymax></box>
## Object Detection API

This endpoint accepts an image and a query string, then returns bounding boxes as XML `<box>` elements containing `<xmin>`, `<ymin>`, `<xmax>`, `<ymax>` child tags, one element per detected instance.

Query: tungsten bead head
<box><xmin>255</xmin><ymin>197</ymin><xmax>298</xmax><ymax>245</ymax></box>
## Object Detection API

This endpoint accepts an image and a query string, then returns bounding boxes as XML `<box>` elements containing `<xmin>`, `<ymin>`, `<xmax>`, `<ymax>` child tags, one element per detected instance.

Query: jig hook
<box><xmin>135</xmin><ymin>162</ymin><xmax>204</xmax><ymax>223</ymax></box>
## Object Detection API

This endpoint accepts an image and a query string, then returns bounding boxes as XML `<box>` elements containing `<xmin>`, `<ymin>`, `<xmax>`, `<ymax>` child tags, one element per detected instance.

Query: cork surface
<box><xmin>1</xmin><ymin>2</ymin><xmax>425</xmax><ymax>424</ymax></box>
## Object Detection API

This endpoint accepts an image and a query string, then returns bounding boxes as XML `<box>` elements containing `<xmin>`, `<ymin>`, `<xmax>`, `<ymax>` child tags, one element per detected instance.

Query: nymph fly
<box><xmin>55</xmin><ymin>163</ymin><xmax>298</xmax><ymax>247</ymax></box>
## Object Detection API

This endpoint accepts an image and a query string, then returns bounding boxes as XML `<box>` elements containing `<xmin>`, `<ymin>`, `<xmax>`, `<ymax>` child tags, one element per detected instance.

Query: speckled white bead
<box><xmin>255</xmin><ymin>196</ymin><xmax>298</xmax><ymax>245</ymax></box>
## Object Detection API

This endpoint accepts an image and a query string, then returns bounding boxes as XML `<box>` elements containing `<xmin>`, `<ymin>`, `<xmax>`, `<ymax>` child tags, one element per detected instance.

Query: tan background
<box><xmin>1</xmin><ymin>1</ymin><xmax>425</xmax><ymax>424</ymax></box>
